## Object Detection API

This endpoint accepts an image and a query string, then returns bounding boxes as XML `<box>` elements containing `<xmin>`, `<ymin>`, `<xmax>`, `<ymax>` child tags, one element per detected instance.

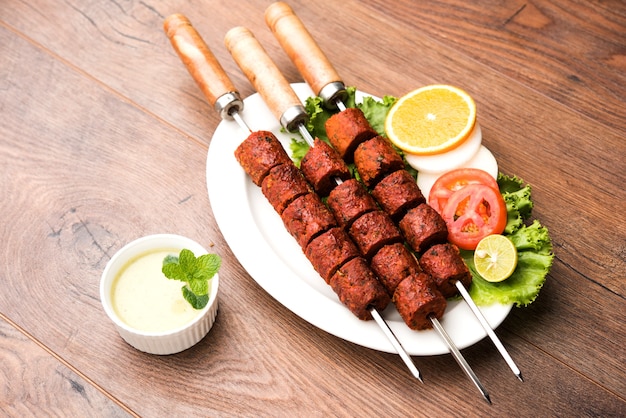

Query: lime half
<box><xmin>473</xmin><ymin>234</ymin><xmax>518</xmax><ymax>282</ymax></box>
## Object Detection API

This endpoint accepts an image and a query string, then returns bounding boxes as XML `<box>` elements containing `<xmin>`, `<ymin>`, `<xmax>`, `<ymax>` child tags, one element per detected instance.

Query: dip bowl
<box><xmin>100</xmin><ymin>234</ymin><xmax>219</xmax><ymax>355</ymax></box>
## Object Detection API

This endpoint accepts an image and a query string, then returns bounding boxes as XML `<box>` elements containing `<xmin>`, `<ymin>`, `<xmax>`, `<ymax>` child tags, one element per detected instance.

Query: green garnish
<box><xmin>291</xmin><ymin>86</ymin><xmax>406</xmax><ymax>179</ymax></box>
<box><xmin>162</xmin><ymin>249</ymin><xmax>221</xmax><ymax>310</ymax></box>
<box><xmin>462</xmin><ymin>174</ymin><xmax>554</xmax><ymax>306</ymax></box>
<box><xmin>301</xmin><ymin>86</ymin><xmax>396</xmax><ymax>147</ymax></box>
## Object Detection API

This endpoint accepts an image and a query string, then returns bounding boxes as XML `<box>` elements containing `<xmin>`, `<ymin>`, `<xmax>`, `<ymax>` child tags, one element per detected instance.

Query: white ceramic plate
<box><xmin>206</xmin><ymin>83</ymin><xmax>512</xmax><ymax>356</ymax></box>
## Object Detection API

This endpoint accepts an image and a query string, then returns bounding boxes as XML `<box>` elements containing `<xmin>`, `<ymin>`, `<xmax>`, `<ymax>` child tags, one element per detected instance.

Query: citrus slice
<box><xmin>385</xmin><ymin>84</ymin><xmax>477</xmax><ymax>155</ymax></box>
<box><xmin>473</xmin><ymin>234</ymin><xmax>518</xmax><ymax>282</ymax></box>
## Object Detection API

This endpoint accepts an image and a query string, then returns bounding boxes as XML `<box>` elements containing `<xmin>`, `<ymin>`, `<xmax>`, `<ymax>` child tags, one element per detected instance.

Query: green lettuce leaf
<box><xmin>464</xmin><ymin>176</ymin><xmax>554</xmax><ymax>306</ymax></box>
<box><xmin>359</xmin><ymin>93</ymin><xmax>397</xmax><ymax>136</ymax></box>
<box><xmin>289</xmin><ymin>138</ymin><xmax>309</xmax><ymax>168</ymax></box>
<box><xmin>295</xmin><ymin>86</ymin><xmax>397</xmax><ymax>165</ymax></box>
<box><xmin>499</xmin><ymin>174</ymin><xmax>534</xmax><ymax>234</ymax></box>
<box><xmin>305</xmin><ymin>95</ymin><xmax>331</xmax><ymax>143</ymax></box>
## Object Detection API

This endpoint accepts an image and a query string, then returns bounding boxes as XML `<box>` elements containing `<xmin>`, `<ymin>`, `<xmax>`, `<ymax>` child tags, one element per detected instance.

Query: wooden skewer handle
<box><xmin>265</xmin><ymin>2</ymin><xmax>346</xmax><ymax>107</ymax></box>
<box><xmin>225</xmin><ymin>26</ymin><xmax>307</xmax><ymax>132</ymax></box>
<box><xmin>164</xmin><ymin>14</ymin><xmax>242</xmax><ymax>119</ymax></box>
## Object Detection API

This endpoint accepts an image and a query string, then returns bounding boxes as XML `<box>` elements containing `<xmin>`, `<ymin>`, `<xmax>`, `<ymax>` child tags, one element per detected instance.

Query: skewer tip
<box><xmin>369</xmin><ymin>308</ymin><xmax>423</xmax><ymax>382</ymax></box>
<box><xmin>484</xmin><ymin>393</ymin><xmax>492</xmax><ymax>405</ymax></box>
<box><xmin>517</xmin><ymin>371</ymin><xmax>524</xmax><ymax>382</ymax></box>
<box><xmin>414</xmin><ymin>371</ymin><xmax>424</xmax><ymax>383</ymax></box>
<box><xmin>405</xmin><ymin>361</ymin><xmax>423</xmax><ymax>383</ymax></box>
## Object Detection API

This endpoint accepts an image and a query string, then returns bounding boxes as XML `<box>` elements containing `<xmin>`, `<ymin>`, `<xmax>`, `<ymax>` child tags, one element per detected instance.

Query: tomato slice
<box><xmin>428</xmin><ymin>168</ymin><xmax>499</xmax><ymax>214</ymax></box>
<box><xmin>441</xmin><ymin>183</ymin><xmax>507</xmax><ymax>250</ymax></box>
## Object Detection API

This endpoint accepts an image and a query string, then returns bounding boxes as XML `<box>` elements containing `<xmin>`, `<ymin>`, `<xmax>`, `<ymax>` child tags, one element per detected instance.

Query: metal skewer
<box><xmin>430</xmin><ymin>315</ymin><xmax>491</xmax><ymax>404</ymax></box>
<box><xmin>265</xmin><ymin>0</ymin><xmax>522</xmax><ymax>384</ymax></box>
<box><xmin>163</xmin><ymin>14</ymin><xmax>423</xmax><ymax>383</ymax></box>
<box><xmin>224</xmin><ymin>25</ymin><xmax>423</xmax><ymax>383</ymax></box>
<box><xmin>456</xmin><ymin>281</ymin><xmax>523</xmax><ymax>381</ymax></box>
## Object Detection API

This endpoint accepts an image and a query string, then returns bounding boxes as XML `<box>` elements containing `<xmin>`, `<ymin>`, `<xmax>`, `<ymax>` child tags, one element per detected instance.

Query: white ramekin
<box><xmin>100</xmin><ymin>234</ymin><xmax>219</xmax><ymax>355</ymax></box>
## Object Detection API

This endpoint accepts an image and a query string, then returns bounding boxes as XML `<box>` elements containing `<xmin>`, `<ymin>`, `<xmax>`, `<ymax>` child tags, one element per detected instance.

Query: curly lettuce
<box><xmin>462</xmin><ymin>174</ymin><xmax>554</xmax><ymax>306</ymax></box>
<box><xmin>291</xmin><ymin>86</ymin><xmax>397</xmax><ymax>165</ymax></box>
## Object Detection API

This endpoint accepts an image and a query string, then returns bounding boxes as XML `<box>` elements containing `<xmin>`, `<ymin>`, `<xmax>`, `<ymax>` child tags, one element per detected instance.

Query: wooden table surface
<box><xmin>1</xmin><ymin>0</ymin><xmax>624</xmax><ymax>416</ymax></box>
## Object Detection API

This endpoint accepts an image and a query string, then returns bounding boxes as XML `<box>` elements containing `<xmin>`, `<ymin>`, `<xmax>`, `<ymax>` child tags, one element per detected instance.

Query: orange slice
<box><xmin>385</xmin><ymin>84</ymin><xmax>477</xmax><ymax>155</ymax></box>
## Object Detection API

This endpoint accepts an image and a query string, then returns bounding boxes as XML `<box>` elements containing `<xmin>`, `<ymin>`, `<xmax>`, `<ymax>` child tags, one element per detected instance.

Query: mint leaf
<box><xmin>163</xmin><ymin>254</ymin><xmax>179</xmax><ymax>264</ymax></box>
<box><xmin>178</xmin><ymin>249</ymin><xmax>196</xmax><ymax>278</ymax></box>
<box><xmin>196</xmin><ymin>253</ymin><xmax>221</xmax><ymax>277</ymax></box>
<box><xmin>162</xmin><ymin>256</ymin><xmax>186</xmax><ymax>282</ymax></box>
<box><xmin>162</xmin><ymin>249</ymin><xmax>221</xmax><ymax>310</ymax></box>
<box><xmin>182</xmin><ymin>286</ymin><xmax>210</xmax><ymax>310</ymax></box>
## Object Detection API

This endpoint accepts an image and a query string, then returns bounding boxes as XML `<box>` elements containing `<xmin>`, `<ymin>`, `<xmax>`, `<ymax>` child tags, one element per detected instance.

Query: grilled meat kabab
<box><xmin>323</xmin><ymin>106</ymin><xmax>472</xmax><ymax>300</ymax></box>
<box><xmin>300</xmin><ymin>137</ymin><xmax>351</xmax><ymax>196</ymax></box>
<box><xmin>235</xmin><ymin>130</ymin><xmax>390</xmax><ymax>320</ymax></box>
<box><xmin>325</xmin><ymin>107</ymin><xmax>378</xmax><ymax>161</ymax></box>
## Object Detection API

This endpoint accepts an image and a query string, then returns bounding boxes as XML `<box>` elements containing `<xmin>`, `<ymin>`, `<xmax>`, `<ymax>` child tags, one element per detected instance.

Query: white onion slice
<box><xmin>405</xmin><ymin>124</ymin><xmax>483</xmax><ymax>174</ymax></box>
<box><xmin>416</xmin><ymin>145</ymin><xmax>499</xmax><ymax>200</ymax></box>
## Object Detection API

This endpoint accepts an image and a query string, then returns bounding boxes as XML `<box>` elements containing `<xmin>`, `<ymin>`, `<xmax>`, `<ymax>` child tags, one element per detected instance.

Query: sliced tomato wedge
<box><xmin>428</xmin><ymin>168</ymin><xmax>499</xmax><ymax>214</ymax></box>
<box><xmin>441</xmin><ymin>183</ymin><xmax>507</xmax><ymax>250</ymax></box>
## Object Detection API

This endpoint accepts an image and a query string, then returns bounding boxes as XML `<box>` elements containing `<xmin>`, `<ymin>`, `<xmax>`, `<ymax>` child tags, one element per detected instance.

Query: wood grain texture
<box><xmin>0</xmin><ymin>316</ymin><xmax>132</xmax><ymax>417</ymax></box>
<box><xmin>265</xmin><ymin>1</ymin><xmax>343</xmax><ymax>96</ymax></box>
<box><xmin>164</xmin><ymin>14</ymin><xmax>239</xmax><ymax>108</ymax></box>
<box><xmin>0</xmin><ymin>0</ymin><xmax>625</xmax><ymax>416</ymax></box>
<box><xmin>225</xmin><ymin>25</ymin><xmax>304</xmax><ymax>127</ymax></box>
<box><xmin>363</xmin><ymin>0</ymin><xmax>626</xmax><ymax>131</ymax></box>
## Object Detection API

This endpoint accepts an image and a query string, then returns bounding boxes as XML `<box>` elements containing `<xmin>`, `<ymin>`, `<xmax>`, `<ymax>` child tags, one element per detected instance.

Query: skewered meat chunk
<box><xmin>234</xmin><ymin>130</ymin><xmax>292</xmax><ymax>186</ymax></box>
<box><xmin>393</xmin><ymin>272</ymin><xmax>447</xmax><ymax>330</ymax></box>
<box><xmin>348</xmin><ymin>210</ymin><xmax>403</xmax><ymax>259</ymax></box>
<box><xmin>372</xmin><ymin>169</ymin><xmax>426</xmax><ymax>220</ymax></box>
<box><xmin>326</xmin><ymin>178</ymin><xmax>378</xmax><ymax>228</ymax></box>
<box><xmin>325</xmin><ymin>107</ymin><xmax>378</xmax><ymax>161</ymax></box>
<box><xmin>329</xmin><ymin>257</ymin><xmax>391</xmax><ymax>320</ymax></box>
<box><xmin>281</xmin><ymin>193</ymin><xmax>337</xmax><ymax>249</ymax></box>
<box><xmin>353</xmin><ymin>136</ymin><xmax>405</xmax><ymax>187</ymax></box>
<box><xmin>234</xmin><ymin>121</ymin><xmax>456</xmax><ymax>328</ymax></box>
<box><xmin>262</xmin><ymin>163</ymin><xmax>311</xmax><ymax>214</ymax></box>
<box><xmin>233</xmin><ymin>131</ymin><xmax>388</xmax><ymax>320</ymax></box>
<box><xmin>300</xmin><ymin>137</ymin><xmax>352</xmax><ymax>196</ymax></box>
<box><xmin>305</xmin><ymin>227</ymin><xmax>360</xmax><ymax>283</ymax></box>
<box><xmin>371</xmin><ymin>243</ymin><xmax>422</xmax><ymax>295</ymax></box>
<box><xmin>399</xmin><ymin>203</ymin><xmax>448</xmax><ymax>254</ymax></box>
<box><xmin>420</xmin><ymin>243</ymin><xmax>472</xmax><ymax>298</ymax></box>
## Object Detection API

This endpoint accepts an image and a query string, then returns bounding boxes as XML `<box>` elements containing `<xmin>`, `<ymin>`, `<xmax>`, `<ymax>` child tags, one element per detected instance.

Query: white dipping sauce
<box><xmin>111</xmin><ymin>249</ymin><xmax>203</xmax><ymax>332</ymax></box>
